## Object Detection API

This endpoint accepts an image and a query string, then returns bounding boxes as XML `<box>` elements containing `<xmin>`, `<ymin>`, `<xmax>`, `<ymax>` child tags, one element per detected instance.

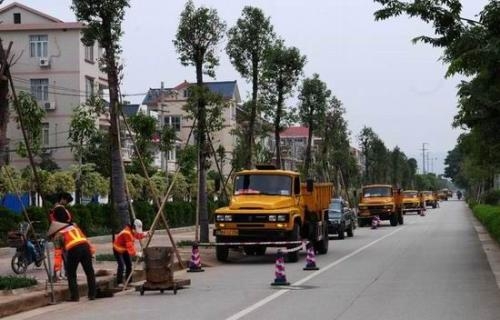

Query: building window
<box><xmin>29</xmin><ymin>35</ymin><xmax>48</xmax><ymax>58</ymax></box>
<box><xmin>42</xmin><ymin>123</ymin><xmax>49</xmax><ymax>146</ymax></box>
<box><xmin>98</xmin><ymin>84</ymin><xmax>107</xmax><ymax>98</ymax></box>
<box><xmin>164</xmin><ymin>115</ymin><xmax>181</xmax><ymax>132</ymax></box>
<box><xmin>85</xmin><ymin>77</ymin><xmax>94</xmax><ymax>100</ymax></box>
<box><xmin>30</xmin><ymin>79</ymin><xmax>49</xmax><ymax>101</ymax></box>
<box><xmin>13</xmin><ymin>13</ymin><xmax>21</xmax><ymax>24</ymax></box>
<box><xmin>85</xmin><ymin>45</ymin><xmax>94</xmax><ymax>62</ymax></box>
<box><xmin>167</xmin><ymin>145</ymin><xmax>180</xmax><ymax>161</ymax></box>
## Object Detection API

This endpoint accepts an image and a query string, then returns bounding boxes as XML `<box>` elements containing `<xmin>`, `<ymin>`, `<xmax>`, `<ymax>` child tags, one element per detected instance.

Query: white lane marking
<box><xmin>225</xmin><ymin>226</ymin><xmax>406</xmax><ymax>320</ymax></box>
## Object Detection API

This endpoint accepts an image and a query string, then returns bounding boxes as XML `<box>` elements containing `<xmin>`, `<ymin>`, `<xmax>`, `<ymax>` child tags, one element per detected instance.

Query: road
<box><xmin>7</xmin><ymin>200</ymin><xmax>500</xmax><ymax>320</ymax></box>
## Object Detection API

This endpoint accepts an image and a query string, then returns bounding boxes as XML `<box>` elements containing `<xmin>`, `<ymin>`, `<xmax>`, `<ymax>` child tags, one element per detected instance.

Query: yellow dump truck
<box><xmin>357</xmin><ymin>184</ymin><xmax>403</xmax><ymax>227</ymax></box>
<box><xmin>401</xmin><ymin>190</ymin><xmax>422</xmax><ymax>214</ymax></box>
<box><xmin>422</xmin><ymin>191</ymin><xmax>438</xmax><ymax>208</ymax></box>
<box><xmin>214</xmin><ymin>165</ymin><xmax>333</xmax><ymax>262</ymax></box>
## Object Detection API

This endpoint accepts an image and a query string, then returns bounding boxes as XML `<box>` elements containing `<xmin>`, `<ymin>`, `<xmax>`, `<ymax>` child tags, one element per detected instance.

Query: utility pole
<box><xmin>420</xmin><ymin>143</ymin><xmax>428</xmax><ymax>174</ymax></box>
<box><xmin>426</xmin><ymin>152</ymin><xmax>430</xmax><ymax>175</ymax></box>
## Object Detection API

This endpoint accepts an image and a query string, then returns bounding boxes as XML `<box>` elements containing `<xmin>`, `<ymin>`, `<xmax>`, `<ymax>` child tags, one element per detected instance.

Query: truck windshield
<box><xmin>234</xmin><ymin>174</ymin><xmax>291</xmax><ymax>196</ymax></box>
<box><xmin>363</xmin><ymin>187</ymin><xmax>391</xmax><ymax>197</ymax></box>
<box><xmin>329</xmin><ymin>201</ymin><xmax>342</xmax><ymax>212</ymax></box>
<box><xmin>328</xmin><ymin>210</ymin><xmax>342</xmax><ymax>218</ymax></box>
<box><xmin>403</xmin><ymin>191</ymin><xmax>418</xmax><ymax>198</ymax></box>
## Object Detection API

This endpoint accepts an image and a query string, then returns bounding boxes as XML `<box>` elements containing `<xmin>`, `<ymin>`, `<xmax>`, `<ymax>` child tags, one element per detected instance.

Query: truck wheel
<box><xmin>287</xmin><ymin>224</ymin><xmax>300</xmax><ymax>263</ymax></box>
<box><xmin>216</xmin><ymin>245</ymin><xmax>229</xmax><ymax>262</ymax></box>
<box><xmin>432</xmin><ymin>202</ymin><xmax>437</xmax><ymax>209</ymax></box>
<box><xmin>315</xmin><ymin>225</ymin><xmax>329</xmax><ymax>254</ymax></box>
<box><xmin>338</xmin><ymin>225</ymin><xmax>345</xmax><ymax>239</ymax></box>
<box><xmin>398</xmin><ymin>213</ymin><xmax>404</xmax><ymax>225</ymax></box>
<box><xmin>255</xmin><ymin>246</ymin><xmax>266</xmax><ymax>256</ymax></box>
<box><xmin>390</xmin><ymin>214</ymin><xmax>398</xmax><ymax>226</ymax></box>
<box><xmin>358</xmin><ymin>218</ymin><xmax>366</xmax><ymax>227</ymax></box>
<box><xmin>244</xmin><ymin>247</ymin><xmax>256</xmax><ymax>256</ymax></box>
<box><xmin>347</xmin><ymin>224</ymin><xmax>354</xmax><ymax>237</ymax></box>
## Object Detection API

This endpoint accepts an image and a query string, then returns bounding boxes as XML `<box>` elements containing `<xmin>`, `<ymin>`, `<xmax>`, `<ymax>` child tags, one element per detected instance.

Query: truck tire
<box><xmin>215</xmin><ymin>237</ymin><xmax>229</xmax><ymax>262</ymax></box>
<box><xmin>398</xmin><ymin>212</ymin><xmax>404</xmax><ymax>225</ymax></box>
<box><xmin>255</xmin><ymin>246</ymin><xmax>266</xmax><ymax>256</ymax></box>
<box><xmin>315</xmin><ymin>224</ymin><xmax>329</xmax><ymax>255</ymax></box>
<box><xmin>287</xmin><ymin>223</ymin><xmax>300</xmax><ymax>263</ymax></box>
<box><xmin>216</xmin><ymin>245</ymin><xmax>229</xmax><ymax>261</ymax></box>
<box><xmin>432</xmin><ymin>202</ymin><xmax>437</xmax><ymax>209</ymax></box>
<box><xmin>347</xmin><ymin>224</ymin><xmax>354</xmax><ymax>237</ymax></box>
<box><xmin>390</xmin><ymin>214</ymin><xmax>398</xmax><ymax>226</ymax></box>
<box><xmin>244</xmin><ymin>246</ymin><xmax>256</xmax><ymax>255</ymax></box>
<box><xmin>338</xmin><ymin>225</ymin><xmax>345</xmax><ymax>239</ymax></box>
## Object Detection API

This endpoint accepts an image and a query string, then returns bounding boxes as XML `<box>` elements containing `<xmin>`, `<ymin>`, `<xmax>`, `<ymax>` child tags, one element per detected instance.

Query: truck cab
<box><xmin>401</xmin><ymin>190</ymin><xmax>422</xmax><ymax>214</ymax></box>
<box><xmin>357</xmin><ymin>184</ymin><xmax>403</xmax><ymax>227</ymax></box>
<box><xmin>214</xmin><ymin>167</ymin><xmax>332</xmax><ymax>262</ymax></box>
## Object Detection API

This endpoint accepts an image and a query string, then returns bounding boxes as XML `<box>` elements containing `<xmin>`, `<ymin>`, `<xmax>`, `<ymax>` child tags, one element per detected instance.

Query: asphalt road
<box><xmin>6</xmin><ymin>200</ymin><xmax>500</xmax><ymax>320</ymax></box>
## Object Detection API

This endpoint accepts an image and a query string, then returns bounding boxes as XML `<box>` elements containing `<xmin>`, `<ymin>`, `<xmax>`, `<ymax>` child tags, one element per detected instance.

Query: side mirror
<box><xmin>306</xmin><ymin>178</ymin><xmax>314</xmax><ymax>192</ymax></box>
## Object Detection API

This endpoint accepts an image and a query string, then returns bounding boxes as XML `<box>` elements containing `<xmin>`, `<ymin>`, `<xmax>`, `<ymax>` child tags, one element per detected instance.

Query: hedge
<box><xmin>472</xmin><ymin>204</ymin><xmax>500</xmax><ymax>243</ymax></box>
<box><xmin>0</xmin><ymin>200</ymin><xmax>218</xmax><ymax>246</ymax></box>
<box><xmin>0</xmin><ymin>276</ymin><xmax>38</xmax><ymax>290</ymax></box>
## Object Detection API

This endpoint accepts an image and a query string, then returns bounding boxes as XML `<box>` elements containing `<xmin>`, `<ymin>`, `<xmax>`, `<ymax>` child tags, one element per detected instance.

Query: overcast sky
<box><xmin>3</xmin><ymin>0</ymin><xmax>488</xmax><ymax>174</ymax></box>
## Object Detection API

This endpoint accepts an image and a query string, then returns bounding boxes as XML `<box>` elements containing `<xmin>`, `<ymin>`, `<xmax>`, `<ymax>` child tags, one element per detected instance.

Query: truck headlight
<box><xmin>277</xmin><ymin>215</ymin><xmax>287</xmax><ymax>222</ymax></box>
<box><xmin>216</xmin><ymin>215</ymin><xmax>225</xmax><ymax>222</ymax></box>
<box><xmin>224</xmin><ymin>215</ymin><xmax>232</xmax><ymax>222</ymax></box>
<box><xmin>359</xmin><ymin>206</ymin><xmax>367</xmax><ymax>210</ymax></box>
<box><xmin>269</xmin><ymin>215</ymin><xmax>277</xmax><ymax>222</ymax></box>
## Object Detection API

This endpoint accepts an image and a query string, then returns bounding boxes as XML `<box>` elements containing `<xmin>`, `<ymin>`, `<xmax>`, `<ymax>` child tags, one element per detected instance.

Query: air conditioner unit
<box><xmin>39</xmin><ymin>58</ymin><xmax>50</xmax><ymax>67</ymax></box>
<box><xmin>44</xmin><ymin>101</ymin><xmax>56</xmax><ymax>110</ymax></box>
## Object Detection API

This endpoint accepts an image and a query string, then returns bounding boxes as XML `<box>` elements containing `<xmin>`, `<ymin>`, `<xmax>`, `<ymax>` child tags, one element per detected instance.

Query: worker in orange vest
<box><xmin>48</xmin><ymin>221</ymin><xmax>96</xmax><ymax>301</ymax></box>
<box><xmin>48</xmin><ymin>192</ymin><xmax>74</xmax><ymax>282</ymax></box>
<box><xmin>113</xmin><ymin>219</ymin><xmax>148</xmax><ymax>285</ymax></box>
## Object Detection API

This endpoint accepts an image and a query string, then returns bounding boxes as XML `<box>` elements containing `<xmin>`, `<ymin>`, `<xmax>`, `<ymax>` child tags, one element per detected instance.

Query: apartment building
<box><xmin>274</xmin><ymin>126</ymin><xmax>322</xmax><ymax>171</ymax></box>
<box><xmin>0</xmin><ymin>2</ymin><xmax>108</xmax><ymax>169</ymax></box>
<box><xmin>143</xmin><ymin>80</ymin><xmax>241</xmax><ymax>176</ymax></box>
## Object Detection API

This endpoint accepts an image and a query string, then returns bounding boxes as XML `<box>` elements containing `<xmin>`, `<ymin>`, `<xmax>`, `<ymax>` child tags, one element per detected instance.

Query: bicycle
<box><xmin>8</xmin><ymin>222</ymin><xmax>46</xmax><ymax>274</ymax></box>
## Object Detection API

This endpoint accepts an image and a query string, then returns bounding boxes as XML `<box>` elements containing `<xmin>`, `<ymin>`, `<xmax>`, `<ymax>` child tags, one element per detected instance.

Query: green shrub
<box><xmin>473</xmin><ymin>205</ymin><xmax>500</xmax><ymax>243</ymax></box>
<box><xmin>95</xmin><ymin>253</ymin><xmax>116</xmax><ymax>262</ymax></box>
<box><xmin>0</xmin><ymin>208</ymin><xmax>22</xmax><ymax>246</ymax></box>
<box><xmin>133</xmin><ymin>200</ymin><xmax>155</xmax><ymax>229</ymax></box>
<box><xmin>481</xmin><ymin>190</ymin><xmax>500</xmax><ymax>206</ymax></box>
<box><xmin>71</xmin><ymin>204</ymin><xmax>92</xmax><ymax>235</ymax></box>
<box><xmin>0</xmin><ymin>276</ymin><xmax>37</xmax><ymax>290</ymax></box>
<box><xmin>25</xmin><ymin>206</ymin><xmax>49</xmax><ymax>233</ymax></box>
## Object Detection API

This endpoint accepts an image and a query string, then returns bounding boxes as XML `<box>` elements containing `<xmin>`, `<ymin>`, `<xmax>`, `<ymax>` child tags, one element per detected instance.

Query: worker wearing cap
<box><xmin>113</xmin><ymin>219</ymin><xmax>148</xmax><ymax>285</ymax></box>
<box><xmin>48</xmin><ymin>221</ymin><xmax>96</xmax><ymax>301</ymax></box>
<box><xmin>49</xmin><ymin>192</ymin><xmax>74</xmax><ymax>282</ymax></box>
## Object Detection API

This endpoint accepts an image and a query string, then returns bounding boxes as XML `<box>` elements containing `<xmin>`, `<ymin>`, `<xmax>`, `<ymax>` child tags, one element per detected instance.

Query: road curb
<box><xmin>471</xmin><ymin>212</ymin><xmax>500</xmax><ymax>289</ymax></box>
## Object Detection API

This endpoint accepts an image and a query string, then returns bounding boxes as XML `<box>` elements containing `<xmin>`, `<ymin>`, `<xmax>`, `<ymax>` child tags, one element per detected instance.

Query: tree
<box><xmin>298</xmin><ymin>74</ymin><xmax>331</xmax><ymax>177</ymax></box>
<box><xmin>0</xmin><ymin>38</ymin><xmax>10</xmax><ymax>167</ymax></box>
<box><xmin>358</xmin><ymin>126</ymin><xmax>377</xmax><ymax>183</ymax></box>
<box><xmin>226</xmin><ymin>6</ymin><xmax>275</xmax><ymax>169</ymax></box>
<box><xmin>72</xmin><ymin>0</ymin><xmax>131</xmax><ymax>228</ymax></box>
<box><xmin>69</xmin><ymin>98</ymin><xmax>103</xmax><ymax>204</ymax></box>
<box><xmin>317</xmin><ymin>96</ymin><xmax>359</xmax><ymax>188</ymax></box>
<box><xmin>373</xmin><ymin>0</ymin><xmax>500</xmax><ymax>195</ymax></box>
<box><xmin>261</xmin><ymin>40</ymin><xmax>306</xmax><ymax>168</ymax></box>
<box><xmin>127</xmin><ymin>111</ymin><xmax>158</xmax><ymax>177</ymax></box>
<box><xmin>173</xmin><ymin>0</ymin><xmax>226</xmax><ymax>242</ymax></box>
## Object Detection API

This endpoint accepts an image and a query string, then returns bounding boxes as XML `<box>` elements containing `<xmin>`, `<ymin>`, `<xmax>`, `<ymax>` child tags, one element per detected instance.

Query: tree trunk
<box><xmin>103</xmin><ymin>19</ymin><xmax>129</xmax><ymax>228</ymax></box>
<box><xmin>304</xmin><ymin>118</ymin><xmax>313</xmax><ymax>177</ymax></box>
<box><xmin>245</xmin><ymin>60</ymin><xmax>259</xmax><ymax>169</ymax></box>
<box><xmin>274</xmin><ymin>86</ymin><xmax>284</xmax><ymax>169</ymax></box>
<box><xmin>0</xmin><ymin>40</ymin><xmax>10</xmax><ymax>167</ymax></box>
<box><xmin>196</xmin><ymin>62</ymin><xmax>209</xmax><ymax>242</ymax></box>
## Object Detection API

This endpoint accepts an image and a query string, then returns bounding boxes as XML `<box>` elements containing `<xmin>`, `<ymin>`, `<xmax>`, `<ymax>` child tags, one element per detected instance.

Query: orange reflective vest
<box><xmin>53</xmin><ymin>248</ymin><xmax>63</xmax><ymax>272</ymax></box>
<box><xmin>60</xmin><ymin>225</ymin><xmax>88</xmax><ymax>251</ymax></box>
<box><xmin>113</xmin><ymin>227</ymin><xmax>137</xmax><ymax>256</ymax></box>
<box><xmin>49</xmin><ymin>205</ymin><xmax>73</xmax><ymax>223</ymax></box>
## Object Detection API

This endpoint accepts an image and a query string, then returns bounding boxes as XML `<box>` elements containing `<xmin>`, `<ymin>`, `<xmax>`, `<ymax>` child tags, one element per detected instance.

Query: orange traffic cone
<box><xmin>303</xmin><ymin>243</ymin><xmax>319</xmax><ymax>271</ymax></box>
<box><xmin>187</xmin><ymin>242</ymin><xmax>205</xmax><ymax>273</ymax></box>
<box><xmin>271</xmin><ymin>250</ymin><xmax>290</xmax><ymax>286</ymax></box>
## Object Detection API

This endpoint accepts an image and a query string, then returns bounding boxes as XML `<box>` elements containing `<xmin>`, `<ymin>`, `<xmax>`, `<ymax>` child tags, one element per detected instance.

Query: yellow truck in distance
<box><xmin>422</xmin><ymin>191</ymin><xmax>438</xmax><ymax>208</ymax></box>
<box><xmin>401</xmin><ymin>190</ymin><xmax>422</xmax><ymax>214</ymax></box>
<box><xmin>214</xmin><ymin>166</ymin><xmax>333</xmax><ymax>262</ymax></box>
<box><xmin>357</xmin><ymin>184</ymin><xmax>403</xmax><ymax>227</ymax></box>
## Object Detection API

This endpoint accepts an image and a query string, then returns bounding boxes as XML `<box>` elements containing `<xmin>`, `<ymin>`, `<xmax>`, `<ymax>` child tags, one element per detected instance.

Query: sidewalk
<box><xmin>0</xmin><ymin>226</ymin><xmax>218</xmax><ymax>318</ymax></box>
